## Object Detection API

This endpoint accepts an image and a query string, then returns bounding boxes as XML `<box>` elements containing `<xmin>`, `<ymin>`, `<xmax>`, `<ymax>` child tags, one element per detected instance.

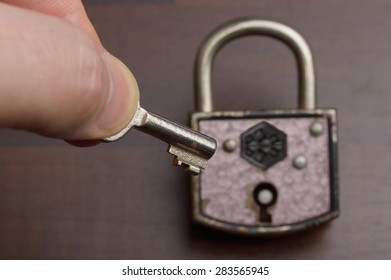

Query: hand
<box><xmin>0</xmin><ymin>0</ymin><xmax>139</xmax><ymax>145</ymax></box>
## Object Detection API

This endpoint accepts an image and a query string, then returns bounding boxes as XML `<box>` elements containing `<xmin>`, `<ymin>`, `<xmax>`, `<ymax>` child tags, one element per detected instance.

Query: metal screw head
<box><xmin>310</xmin><ymin>121</ymin><xmax>324</xmax><ymax>137</ymax></box>
<box><xmin>223</xmin><ymin>139</ymin><xmax>237</xmax><ymax>152</ymax></box>
<box><xmin>293</xmin><ymin>155</ymin><xmax>307</xmax><ymax>169</ymax></box>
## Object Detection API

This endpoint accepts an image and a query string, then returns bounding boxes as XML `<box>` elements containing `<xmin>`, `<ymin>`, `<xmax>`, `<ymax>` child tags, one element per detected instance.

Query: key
<box><xmin>102</xmin><ymin>103</ymin><xmax>217</xmax><ymax>175</ymax></box>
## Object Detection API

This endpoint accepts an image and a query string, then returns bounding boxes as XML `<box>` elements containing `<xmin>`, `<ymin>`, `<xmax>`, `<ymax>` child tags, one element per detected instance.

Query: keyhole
<box><xmin>253</xmin><ymin>183</ymin><xmax>278</xmax><ymax>223</ymax></box>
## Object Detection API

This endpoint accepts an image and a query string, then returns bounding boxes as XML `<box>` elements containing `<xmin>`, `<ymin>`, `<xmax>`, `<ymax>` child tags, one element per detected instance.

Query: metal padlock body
<box><xmin>191</xmin><ymin>19</ymin><xmax>339</xmax><ymax>235</ymax></box>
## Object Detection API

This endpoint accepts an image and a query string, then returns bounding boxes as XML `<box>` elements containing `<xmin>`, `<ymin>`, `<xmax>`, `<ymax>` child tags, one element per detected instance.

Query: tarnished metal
<box><xmin>103</xmin><ymin>103</ymin><xmax>217</xmax><ymax>175</ymax></box>
<box><xmin>292</xmin><ymin>154</ymin><xmax>307</xmax><ymax>169</ymax></box>
<box><xmin>191</xmin><ymin>109</ymin><xmax>339</xmax><ymax>236</ymax></box>
<box><xmin>190</xmin><ymin>18</ymin><xmax>338</xmax><ymax>235</ymax></box>
<box><xmin>240</xmin><ymin>121</ymin><xmax>287</xmax><ymax>170</ymax></box>
<box><xmin>195</xmin><ymin>18</ymin><xmax>316</xmax><ymax>112</ymax></box>
<box><xmin>223</xmin><ymin>139</ymin><xmax>237</xmax><ymax>152</ymax></box>
<box><xmin>310</xmin><ymin>121</ymin><xmax>324</xmax><ymax>137</ymax></box>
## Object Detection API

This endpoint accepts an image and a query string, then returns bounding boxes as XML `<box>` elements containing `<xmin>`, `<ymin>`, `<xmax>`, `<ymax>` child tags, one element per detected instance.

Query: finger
<box><xmin>1</xmin><ymin>0</ymin><xmax>100</xmax><ymax>42</ymax></box>
<box><xmin>0</xmin><ymin>3</ymin><xmax>139</xmax><ymax>140</ymax></box>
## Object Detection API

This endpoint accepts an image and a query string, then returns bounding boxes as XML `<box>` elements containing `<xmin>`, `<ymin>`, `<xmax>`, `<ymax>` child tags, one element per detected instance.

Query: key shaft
<box><xmin>102</xmin><ymin>104</ymin><xmax>216</xmax><ymax>175</ymax></box>
<box><xmin>137</xmin><ymin>109</ymin><xmax>215</xmax><ymax>160</ymax></box>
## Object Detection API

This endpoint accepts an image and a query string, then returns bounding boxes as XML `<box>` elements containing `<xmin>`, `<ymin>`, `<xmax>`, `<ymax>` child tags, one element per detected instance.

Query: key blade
<box><xmin>137</xmin><ymin>111</ymin><xmax>216</xmax><ymax>161</ymax></box>
<box><xmin>168</xmin><ymin>145</ymin><xmax>204</xmax><ymax>175</ymax></box>
<box><xmin>102</xmin><ymin>103</ymin><xmax>217</xmax><ymax>175</ymax></box>
<box><xmin>139</xmin><ymin>111</ymin><xmax>216</xmax><ymax>174</ymax></box>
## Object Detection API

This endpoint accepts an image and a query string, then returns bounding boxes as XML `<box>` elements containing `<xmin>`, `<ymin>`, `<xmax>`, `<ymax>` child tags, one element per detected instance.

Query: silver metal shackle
<box><xmin>194</xmin><ymin>19</ymin><xmax>316</xmax><ymax>112</ymax></box>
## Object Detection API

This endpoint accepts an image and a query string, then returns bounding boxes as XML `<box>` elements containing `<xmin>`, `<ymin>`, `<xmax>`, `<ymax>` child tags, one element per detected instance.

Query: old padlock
<box><xmin>190</xmin><ymin>19</ymin><xmax>339</xmax><ymax>235</ymax></box>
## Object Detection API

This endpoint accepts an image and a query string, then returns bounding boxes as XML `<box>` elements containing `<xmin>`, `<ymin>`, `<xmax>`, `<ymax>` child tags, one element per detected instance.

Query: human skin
<box><xmin>0</xmin><ymin>0</ymin><xmax>139</xmax><ymax>145</ymax></box>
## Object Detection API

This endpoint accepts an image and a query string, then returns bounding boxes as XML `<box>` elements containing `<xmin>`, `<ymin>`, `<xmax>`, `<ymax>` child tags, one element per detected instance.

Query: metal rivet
<box><xmin>293</xmin><ymin>155</ymin><xmax>307</xmax><ymax>169</ymax></box>
<box><xmin>223</xmin><ymin>139</ymin><xmax>236</xmax><ymax>152</ymax></box>
<box><xmin>310</xmin><ymin>121</ymin><xmax>324</xmax><ymax>137</ymax></box>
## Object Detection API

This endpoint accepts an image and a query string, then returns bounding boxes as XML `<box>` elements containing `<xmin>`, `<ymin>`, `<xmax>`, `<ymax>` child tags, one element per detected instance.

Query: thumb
<box><xmin>0</xmin><ymin>3</ymin><xmax>139</xmax><ymax>140</ymax></box>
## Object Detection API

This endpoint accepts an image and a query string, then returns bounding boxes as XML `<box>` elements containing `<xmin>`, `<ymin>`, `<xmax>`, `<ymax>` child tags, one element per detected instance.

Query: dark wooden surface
<box><xmin>1</xmin><ymin>0</ymin><xmax>391</xmax><ymax>259</ymax></box>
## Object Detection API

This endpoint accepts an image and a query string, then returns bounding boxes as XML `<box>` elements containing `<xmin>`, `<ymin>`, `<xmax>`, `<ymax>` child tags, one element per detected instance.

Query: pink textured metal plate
<box><xmin>198</xmin><ymin>117</ymin><xmax>330</xmax><ymax>226</ymax></box>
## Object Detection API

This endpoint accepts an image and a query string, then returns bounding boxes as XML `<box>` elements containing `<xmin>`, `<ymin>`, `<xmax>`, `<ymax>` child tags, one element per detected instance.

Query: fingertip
<box><xmin>95</xmin><ymin>53</ymin><xmax>140</xmax><ymax>138</ymax></box>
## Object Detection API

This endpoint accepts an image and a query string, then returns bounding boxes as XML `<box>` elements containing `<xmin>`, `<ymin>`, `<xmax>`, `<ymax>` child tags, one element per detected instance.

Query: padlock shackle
<box><xmin>195</xmin><ymin>19</ymin><xmax>316</xmax><ymax>112</ymax></box>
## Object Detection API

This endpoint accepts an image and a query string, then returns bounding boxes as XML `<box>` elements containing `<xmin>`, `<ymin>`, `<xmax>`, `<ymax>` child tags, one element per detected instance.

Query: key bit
<box><xmin>102</xmin><ymin>103</ymin><xmax>216</xmax><ymax>175</ymax></box>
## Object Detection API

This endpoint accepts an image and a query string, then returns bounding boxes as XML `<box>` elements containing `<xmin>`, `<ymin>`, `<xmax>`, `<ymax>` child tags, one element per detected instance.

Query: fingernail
<box><xmin>97</xmin><ymin>52</ymin><xmax>140</xmax><ymax>136</ymax></box>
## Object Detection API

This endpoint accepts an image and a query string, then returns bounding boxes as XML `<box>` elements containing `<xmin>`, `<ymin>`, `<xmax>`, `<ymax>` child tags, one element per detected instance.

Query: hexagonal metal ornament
<box><xmin>240</xmin><ymin>121</ymin><xmax>287</xmax><ymax>170</ymax></box>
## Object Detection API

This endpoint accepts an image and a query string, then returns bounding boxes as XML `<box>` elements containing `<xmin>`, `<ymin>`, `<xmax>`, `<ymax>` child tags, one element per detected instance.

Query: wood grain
<box><xmin>0</xmin><ymin>0</ymin><xmax>390</xmax><ymax>259</ymax></box>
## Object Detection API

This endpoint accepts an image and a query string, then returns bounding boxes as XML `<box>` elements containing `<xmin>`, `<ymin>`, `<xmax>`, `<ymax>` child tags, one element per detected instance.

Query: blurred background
<box><xmin>0</xmin><ymin>0</ymin><xmax>390</xmax><ymax>259</ymax></box>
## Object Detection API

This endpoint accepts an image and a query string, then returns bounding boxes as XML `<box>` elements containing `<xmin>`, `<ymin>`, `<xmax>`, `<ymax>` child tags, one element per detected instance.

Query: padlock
<box><xmin>190</xmin><ymin>19</ymin><xmax>339</xmax><ymax>235</ymax></box>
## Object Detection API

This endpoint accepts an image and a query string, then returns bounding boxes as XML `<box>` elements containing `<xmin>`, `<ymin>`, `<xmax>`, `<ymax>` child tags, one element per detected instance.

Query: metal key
<box><xmin>102</xmin><ymin>103</ymin><xmax>217</xmax><ymax>175</ymax></box>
